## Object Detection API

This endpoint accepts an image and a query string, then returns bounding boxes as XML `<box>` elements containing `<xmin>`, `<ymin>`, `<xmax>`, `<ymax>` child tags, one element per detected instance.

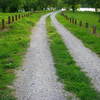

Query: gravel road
<box><xmin>50</xmin><ymin>11</ymin><xmax>100</xmax><ymax>91</ymax></box>
<box><xmin>14</xmin><ymin>13</ymin><xmax>67</xmax><ymax>100</ymax></box>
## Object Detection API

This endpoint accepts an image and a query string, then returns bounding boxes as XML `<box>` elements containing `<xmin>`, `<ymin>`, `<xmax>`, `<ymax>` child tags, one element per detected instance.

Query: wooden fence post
<box><xmin>2</xmin><ymin>19</ymin><xmax>5</xmax><ymax>29</ymax></box>
<box><xmin>18</xmin><ymin>14</ymin><xmax>21</xmax><ymax>19</ymax></box>
<box><xmin>93</xmin><ymin>25</ymin><xmax>96</xmax><ymax>34</ymax></box>
<box><xmin>85</xmin><ymin>22</ymin><xmax>89</xmax><ymax>28</ymax></box>
<box><xmin>8</xmin><ymin>16</ymin><xmax>11</xmax><ymax>24</ymax></box>
<box><xmin>75</xmin><ymin>19</ymin><xmax>77</xmax><ymax>24</ymax></box>
<box><xmin>70</xmin><ymin>18</ymin><xmax>72</xmax><ymax>23</ymax></box>
<box><xmin>72</xmin><ymin>18</ymin><xmax>74</xmax><ymax>24</ymax></box>
<box><xmin>12</xmin><ymin>16</ymin><xmax>14</xmax><ymax>22</ymax></box>
<box><xmin>80</xmin><ymin>21</ymin><xmax>82</xmax><ymax>27</ymax></box>
<box><xmin>15</xmin><ymin>15</ymin><xmax>17</xmax><ymax>21</ymax></box>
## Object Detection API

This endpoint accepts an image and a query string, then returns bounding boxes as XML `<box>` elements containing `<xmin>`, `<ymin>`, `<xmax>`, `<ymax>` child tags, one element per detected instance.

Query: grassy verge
<box><xmin>0</xmin><ymin>12</ymin><xmax>30</xmax><ymax>24</ymax></box>
<box><xmin>0</xmin><ymin>12</ymin><xmax>47</xmax><ymax>100</ymax></box>
<box><xmin>64</xmin><ymin>11</ymin><xmax>100</xmax><ymax>34</ymax></box>
<box><xmin>56</xmin><ymin>12</ymin><xmax>100</xmax><ymax>56</ymax></box>
<box><xmin>46</xmin><ymin>16</ymin><xmax>100</xmax><ymax>100</ymax></box>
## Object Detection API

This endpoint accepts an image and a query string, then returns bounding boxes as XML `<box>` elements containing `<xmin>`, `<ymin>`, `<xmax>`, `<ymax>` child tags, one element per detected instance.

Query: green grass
<box><xmin>0</xmin><ymin>12</ymin><xmax>32</xmax><ymax>30</ymax></box>
<box><xmin>56</xmin><ymin>12</ymin><xmax>100</xmax><ymax>56</ymax></box>
<box><xmin>64</xmin><ymin>11</ymin><xmax>100</xmax><ymax>34</ymax></box>
<box><xmin>46</xmin><ymin>16</ymin><xmax>100</xmax><ymax>100</ymax></box>
<box><xmin>0</xmin><ymin>12</ymin><xmax>30</xmax><ymax>24</ymax></box>
<box><xmin>0</xmin><ymin>12</ymin><xmax>22</xmax><ymax>19</ymax></box>
<box><xmin>0</xmin><ymin>12</ymin><xmax>47</xmax><ymax>100</ymax></box>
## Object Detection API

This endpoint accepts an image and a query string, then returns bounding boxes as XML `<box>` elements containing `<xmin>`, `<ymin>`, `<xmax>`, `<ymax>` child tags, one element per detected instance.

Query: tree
<box><xmin>0</xmin><ymin>0</ymin><xmax>24</xmax><ymax>12</ymax></box>
<box><xmin>9</xmin><ymin>0</ymin><xmax>24</xmax><ymax>12</ymax></box>
<box><xmin>24</xmin><ymin>0</ymin><xmax>36</xmax><ymax>11</ymax></box>
<box><xmin>62</xmin><ymin>0</ymin><xmax>81</xmax><ymax>12</ymax></box>
<box><xmin>0</xmin><ymin>0</ymin><xmax>10</xmax><ymax>12</ymax></box>
<box><xmin>83</xmin><ymin>0</ymin><xmax>100</xmax><ymax>12</ymax></box>
<box><xmin>0</xmin><ymin>0</ymin><xmax>58</xmax><ymax>12</ymax></box>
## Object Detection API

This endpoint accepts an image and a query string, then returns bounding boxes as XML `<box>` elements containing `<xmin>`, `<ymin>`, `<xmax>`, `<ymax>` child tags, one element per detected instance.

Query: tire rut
<box><xmin>14</xmin><ymin>13</ymin><xmax>66</xmax><ymax>100</ymax></box>
<box><xmin>50</xmin><ymin>11</ymin><xmax>100</xmax><ymax>92</ymax></box>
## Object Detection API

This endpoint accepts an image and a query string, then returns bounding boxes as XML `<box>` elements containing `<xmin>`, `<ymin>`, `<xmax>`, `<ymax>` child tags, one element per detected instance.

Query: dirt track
<box><xmin>14</xmin><ymin>13</ymin><xmax>66</xmax><ymax>100</ymax></box>
<box><xmin>51</xmin><ymin>11</ymin><xmax>100</xmax><ymax>92</ymax></box>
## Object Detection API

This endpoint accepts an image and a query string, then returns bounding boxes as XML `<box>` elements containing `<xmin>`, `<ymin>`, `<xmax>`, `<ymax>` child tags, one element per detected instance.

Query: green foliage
<box><xmin>24</xmin><ymin>0</ymin><xmax>37</xmax><ymax>11</ymax></box>
<box><xmin>46</xmin><ymin>16</ymin><xmax>100</xmax><ymax>100</ymax></box>
<box><xmin>0</xmin><ymin>0</ymin><xmax>57</xmax><ymax>12</ymax></box>
<box><xmin>0</xmin><ymin>0</ymin><xmax>24</xmax><ymax>12</ymax></box>
<box><xmin>83</xmin><ymin>0</ymin><xmax>100</xmax><ymax>11</ymax></box>
<box><xmin>58</xmin><ymin>0</ymin><xmax>81</xmax><ymax>12</ymax></box>
<box><xmin>0</xmin><ymin>0</ymin><xmax>100</xmax><ymax>12</ymax></box>
<box><xmin>56</xmin><ymin>12</ymin><xmax>100</xmax><ymax>56</ymax></box>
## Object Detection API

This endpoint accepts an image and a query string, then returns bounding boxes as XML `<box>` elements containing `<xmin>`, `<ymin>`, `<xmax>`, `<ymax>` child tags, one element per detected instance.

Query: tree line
<box><xmin>0</xmin><ymin>0</ymin><xmax>100</xmax><ymax>12</ymax></box>
<box><xmin>59</xmin><ymin>0</ymin><xmax>100</xmax><ymax>12</ymax></box>
<box><xmin>0</xmin><ymin>0</ymin><xmax>57</xmax><ymax>12</ymax></box>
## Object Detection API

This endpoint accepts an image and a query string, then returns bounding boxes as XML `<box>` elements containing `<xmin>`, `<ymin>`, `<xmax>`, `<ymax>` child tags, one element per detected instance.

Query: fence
<box><xmin>61</xmin><ymin>12</ymin><xmax>97</xmax><ymax>34</ymax></box>
<box><xmin>0</xmin><ymin>12</ymin><xmax>33</xmax><ymax>30</ymax></box>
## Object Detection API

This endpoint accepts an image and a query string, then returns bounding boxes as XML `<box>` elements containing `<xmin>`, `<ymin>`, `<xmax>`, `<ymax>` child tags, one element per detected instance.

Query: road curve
<box><xmin>14</xmin><ymin>13</ymin><xmax>66</xmax><ymax>100</ymax></box>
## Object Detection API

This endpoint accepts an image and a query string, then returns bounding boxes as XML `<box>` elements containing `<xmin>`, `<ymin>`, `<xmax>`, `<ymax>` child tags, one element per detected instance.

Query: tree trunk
<box><xmin>72</xmin><ymin>5</ymin><xmax>75</xmax><ymax>13</ymax></box>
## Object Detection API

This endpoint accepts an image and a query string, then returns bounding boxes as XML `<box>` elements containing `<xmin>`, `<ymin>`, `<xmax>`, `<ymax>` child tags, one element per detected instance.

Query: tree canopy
<box><xmin>0</xmin><ymin>0</ymin><xmax>100</xmax><ymax>12</ymax></box>
<box><xmin>0</xmin><ymin>0</ymin><xmax>57</xmax><ymax>12</ymax></box>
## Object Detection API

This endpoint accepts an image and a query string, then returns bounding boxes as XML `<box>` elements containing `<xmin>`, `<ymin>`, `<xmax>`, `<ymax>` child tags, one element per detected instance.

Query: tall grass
<box><xmin>0</xmin><ymin>12</ymin><xmax>46</xmax><ymax>100</ymax></box>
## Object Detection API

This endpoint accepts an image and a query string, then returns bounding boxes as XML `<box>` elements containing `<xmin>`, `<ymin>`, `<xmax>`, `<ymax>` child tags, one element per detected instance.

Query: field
<box><xmin>46</xmin><ymin>16</ymin><xmax>100</xmax><ymax>100</ymax></box>
<box><xmin>56</xmin><ymin>11</ymin><xmax>100</xmax><ymax>56</ymax></box>
<box><xmin>0</xmin><ymin>13</ymin><xmax>16</xmax><ymax>20</ymax></box>
<box><xmin>0</xmin><ymin>12</ymin><xmax>31</xmax><ymax>20</ymax></box>
<box><xmin>64</xmin><ymin>11</ymin><xmax>100</xmax><ymax>34</ymax></box>
<box><xmin>0</xmin><ymin>12</ymin><xmax>33</xmax><ymax>29</ymax></box>
<box><xmin>0</xmin><ymin>12</ymin><xmax>47</xmax><ymax>100</ymax></box>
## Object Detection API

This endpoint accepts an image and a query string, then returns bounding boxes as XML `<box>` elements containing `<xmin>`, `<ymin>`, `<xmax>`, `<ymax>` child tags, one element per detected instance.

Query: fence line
<box><xmin>0</xmin><ymin>12</ymin><xmax>33</xmax><ymax>30</ymax></box>
<box><xmin>61</xmin><ymin>12</ymin><xmax>97</xmax><ymax>34</ymax></box>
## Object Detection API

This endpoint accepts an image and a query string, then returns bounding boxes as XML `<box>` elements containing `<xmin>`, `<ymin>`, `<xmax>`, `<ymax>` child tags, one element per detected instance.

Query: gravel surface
<box><xmin>51</xmin><ymin>11</ymin><xmax>100</xmax><ymax>91</ymax></box>
<box><xmin>14</xmin><ymin>13</ymin><xmax>67</xmax><ymax>100</ymax></box>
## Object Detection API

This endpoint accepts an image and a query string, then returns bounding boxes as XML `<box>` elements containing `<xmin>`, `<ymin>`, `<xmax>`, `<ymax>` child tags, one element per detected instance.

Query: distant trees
<box><xmin>24</xmin><ymin>0</ymin><xmax>35</xmax><ymax>11</ymax></box>
<box><xmin>59</xmin><ymin>0</ymin><xmax>81</xmax><ymax>12</ymax></box>
<box><xmin>0</xmin><ymin>0</ymin><xmax>10</xmax><ymax>12</ymax></box>
<box><xmin>9</xmin><ymin>0</ymin><xmax>24</xmax><ymax>12</ymax></box>
<box><xmin>36</xmin><ymin>0</ymin><xmax>57</xmax><ymax>10</ymax></box>
<box><xmin>0</xmin><ymin>0</ymin><xmax>100</xmax><ymax>12</ymax></box>
<box><xmin>0</xmin><ymin>0</ymin><xmax>57</xmax><ymax>12</ymax></box>
<box><xmin>84</xmin><ymin>0</ymin><xmax>100</xmax><ymax>12</ymax></box>
<box><xmin>58</xmin><ymin>0</ymin><xmax>100</xmax><ymax>12</ymax></box>
<box><xmin>0</xmin><ymin>0</ymin><xmax>24</xmax><ymax>12</ymax></box>
<box><xmin>67</xmin><ymin>0</ymin><xmax>80</xmax><ymax>12</ymax></box>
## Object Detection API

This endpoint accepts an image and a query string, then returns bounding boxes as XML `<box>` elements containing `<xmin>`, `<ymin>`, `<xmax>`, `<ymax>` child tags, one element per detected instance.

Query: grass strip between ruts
<box><xmin>46</xmin><ymin>16</ymin><xmax>100</xmax><ymax>100</ymax></box>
